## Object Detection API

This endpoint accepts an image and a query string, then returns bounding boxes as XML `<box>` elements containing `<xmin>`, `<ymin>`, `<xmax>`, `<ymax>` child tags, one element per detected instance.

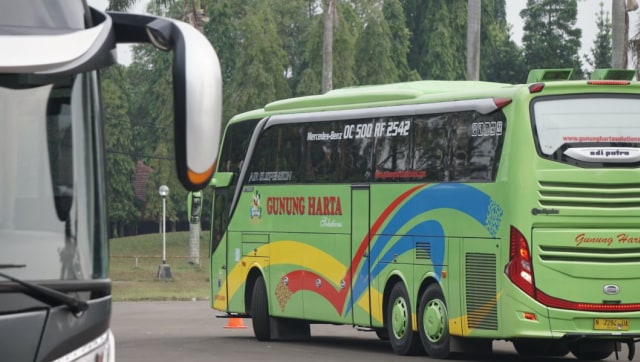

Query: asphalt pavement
<box><xmin>111</xmin><ymin>301</ymin><xmax>638</xmax><ymax>362</ymax></box>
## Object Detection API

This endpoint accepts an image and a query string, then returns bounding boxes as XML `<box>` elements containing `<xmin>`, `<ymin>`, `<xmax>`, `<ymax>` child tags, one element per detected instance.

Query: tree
<box><xmin>585</xmin><ymin>2</ymin><xmax>612</xmax><ymax>72</ymax></box>
<box><xmin>296</xmin><ymin>1</ymin><xmax>358</xmax><ymax>95</ymax></box>
<box><xmin>322</xmin><ymin>0</ymin><xmax>337</xmax><ymax>92</ymax></box>
<box><xmin>224</xmin><ymin>0</ymin><xmax>291</xmax><ymax>117</ymax></box>
<box><xmin>102</xmin><ymin>65</ymin><xmax>138</xmax><ymax>237</ymax></box>
<box><xmin>107</xmin><ymin>0</ymin><xmax>138</xmax><ymax>11</ymax></box>
<box><xmin>401</xmin><ymin>0</ymin><xmax>429</xmax><ymax>77</ymax></box>
<box><xmin>354</xmin><ymin>5</ymin><xmax>399</xmax><ymax>85</ymax></box>
<box><xmin>612</xmin><ymin>0</ymin><xmax>627</xmax><ymax>68</ymax></box>
<box><xmin>401</xmin><ymin>0</ymin><xmax>467</xmax><ymax>80</ymax></box>
<box><xmin>467</xmin><ymin>0</ymin><xmax>481</xmax><ymax>80</ymax></box>
<box><xmin>270</xmin><ymin>0</ymin><xmax>316</xmax><ymax>94</ymax></box>
<box><xmin>383</xmin><ymin>0</ymin><xmax>413</xmax><ymax>81</ymax></box>
<box><xmin>481</xmin><ymin>21</ymin><xmax>527</xmax><ymax>83</ymax></box>
<box><xmin>626</xmin><ymin>1</ymin><xmax>640</xmax><ymax>77</ymax></box>
<box><xmin>520</xmin><ymin>0</ymin><xmax>583</xmax><ymax>78</ymax></box>
<box><xmin>480</xmin><ymin>0</ymin><xmax>526</xmax><ymax>83</ymax></box>
<box><xmin>331</xmin><ymin>2</ymin><xmax>359</xmax><ymax>88</ymax></box>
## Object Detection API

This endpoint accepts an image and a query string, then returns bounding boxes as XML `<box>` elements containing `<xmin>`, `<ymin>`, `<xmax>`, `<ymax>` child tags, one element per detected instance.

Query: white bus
<box><xmin>0</xmin><ymin>1</ymin><xmax>222</xmax><ymax>361</ymax></box>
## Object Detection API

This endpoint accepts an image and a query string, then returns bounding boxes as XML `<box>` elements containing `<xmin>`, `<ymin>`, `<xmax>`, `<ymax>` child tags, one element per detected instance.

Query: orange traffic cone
<box><xmin>224</xmin><ymin>317</ymin><xmax>248</xmax><ymax>329</ymax></box>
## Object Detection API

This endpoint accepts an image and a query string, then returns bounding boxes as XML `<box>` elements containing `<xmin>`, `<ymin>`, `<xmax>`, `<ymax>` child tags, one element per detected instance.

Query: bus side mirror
<box><xmin>109</xmin><ymin>12</ymin><xmax>222</xmax><ymax>191</ymax></box>
<box><xmin>187</xmin><ymin>191</ymin><xmax>203</xmax><ymax>224</ymax></box>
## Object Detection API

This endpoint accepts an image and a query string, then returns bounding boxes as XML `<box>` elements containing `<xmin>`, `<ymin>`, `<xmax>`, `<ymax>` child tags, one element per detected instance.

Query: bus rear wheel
<box><xmin>570</xmin><ymin>340</ymin><xmax>614</xmax><ymax>360</ymax></box>
<box><xmin>386</xmin><ymin>282</ymin><xmax>423</xmax><ymax>355</ymax></box>
<box><xmin>251</xmin><ymin>276</ymin><xmax>271</xmax><ymax>341</ymax></box>
<box><xmin>418</xmin><ymin>284</ymin><xmax>450</xmax><ymax>359</ymax></box>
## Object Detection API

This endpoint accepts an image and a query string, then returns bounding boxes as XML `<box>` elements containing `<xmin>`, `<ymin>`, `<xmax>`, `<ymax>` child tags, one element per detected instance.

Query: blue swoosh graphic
<box><xmin>346</xmin><ymin>184</ymin><xmax>502</xmax><ymax>315</ymax></box>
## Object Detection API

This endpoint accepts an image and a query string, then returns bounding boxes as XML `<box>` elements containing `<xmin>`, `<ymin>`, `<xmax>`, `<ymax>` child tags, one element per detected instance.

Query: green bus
<box><xmin>207</xmin><ymin>69</ymin><xmax>640</xmax><ymax>360</ymax></box>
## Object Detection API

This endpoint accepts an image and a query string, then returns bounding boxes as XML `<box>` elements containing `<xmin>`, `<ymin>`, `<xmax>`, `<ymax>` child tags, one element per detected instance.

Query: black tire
<box><xmin>251</xmin><ymin>276</ymin><xmax>271</xmax><ymax>341</ymax></box>
<box><xmin>570</xmin><ymin>340</ymin><xmax>614</xmax><ymax>360</ymax></box>
<box><xmin>513</xmin><ymin>339</ymin><xmax>569</xmax><ymax>357</ymax></box>
<box><xmin>386</xmin><ymin>282</ymin><xmax>423</xmax><ymax>355</ymax></box>
<box><xmin>418</xmin><ymin>284</ymin><xmax>450</xmax><ymax>359</ymax></box>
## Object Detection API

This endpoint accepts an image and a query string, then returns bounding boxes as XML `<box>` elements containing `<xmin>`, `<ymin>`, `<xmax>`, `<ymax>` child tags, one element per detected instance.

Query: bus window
<box><xmin>374</xmin><ymin>117</ymin><xmax>412</xmax><ymax>181</ymax></box>
<box><xmin>468</xmin><ymin>111</ymin><xmax>505</xmax><ymax>181</ymax></box>
<box><xmin>305</xmin><ymin>121</ymin><xmax>340</xmax><ymax>183</ymax></box>
<box><xmin>218</xmin><ymin>119</ymin><xmax>259</xmax><ymax>175</ymax></box>
<box><xmin>413</xmin><ymin>114</ymin><xmax>449</xmax><ymax>182</ymax></box>
<box><xmin>246</xmin><ymin>124</ymin><xmax>302</xmax><ymax>184</ymax></box>
<box><xmin>449</xmin><ymin>111</ymin><xmax>505</xmax><ymax>182</ymax></box>
<box><xmin>339</xmin><ymin>121</ymin><xmax>373</xmax><ymax>183</ymax></box>
<box><xmin>451</xmin><ymin>112</ymin><xmax>473</xmax><ymax>181</ymax></box>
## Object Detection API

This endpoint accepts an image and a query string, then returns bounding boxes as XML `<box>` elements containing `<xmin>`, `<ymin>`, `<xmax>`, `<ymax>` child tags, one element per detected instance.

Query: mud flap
<box><xmin>269</xmin><ymin>317</ymin><xmax>310</xmax><ymax>340</ymax></box>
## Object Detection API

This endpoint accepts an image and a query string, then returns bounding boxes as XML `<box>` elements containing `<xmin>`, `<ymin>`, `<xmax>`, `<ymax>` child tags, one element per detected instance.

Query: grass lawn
<box><xmin>109</xmin><ymin>231</ymin><xmax>211</xmax><ymax>301</ymax></box>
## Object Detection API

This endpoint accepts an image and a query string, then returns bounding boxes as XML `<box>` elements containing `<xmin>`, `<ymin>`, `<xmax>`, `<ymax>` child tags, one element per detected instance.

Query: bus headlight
<box><xmin>52</xmin><ymin>329</ymin><xmax>114</xmax><ymax>362</ymax></box>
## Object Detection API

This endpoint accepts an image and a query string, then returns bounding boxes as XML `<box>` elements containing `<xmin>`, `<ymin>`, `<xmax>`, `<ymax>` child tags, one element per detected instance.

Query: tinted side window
<box><xmin>450</xmin><ymin>111</ymin><xmax>506</xmax><ymax>182</ymax></box>
<box><xmin>339</xmin><ymin>123</ymin><xmax>374</xmax><ymax>182</ymax></box>
<box><xmin>304</xmin><ymin>121</ymin><xmax>340</xmax><ymax>183</ymax></box>
<box><xmin>304</xmin><ymin>119</ymin><xmax>373</xmax><ymax>183</ymax></box>
<box><xmin>246</xmin><ymin>124</ymin><xmax>302</xmax><ymax>184</ymax></box>
<box><xmin>412</xmin><ymin>115</ymin><xmax>450</xmax><ymax>182</ymax></box>
<box><xmin>374</xmin><ymin>117</ymin><xmax>413</xmax><ymax>180</ymax></box>
<box><xmin>241</xmin><ymin>109</ymin><xmax>506</xmax><ymax>185</ymax></box>
<box><xmin>373</xmin><ymin>115</ymin><xmax>449</xmax><ymax>182</ymax></box>
<box><xmin>218</xmin><ymin>119</ymin><xmax>259</xmax><ymax>174</ymax></box>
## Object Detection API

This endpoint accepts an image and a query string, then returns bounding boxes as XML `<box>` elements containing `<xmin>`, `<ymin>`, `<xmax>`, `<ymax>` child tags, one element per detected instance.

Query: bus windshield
<box><xmin>0</xmin><ymin>73</ymin><xmax>106</xmax><ymax>281</ymax></box>
<box><xmin>533</xmin><ymin>96</ymin><xmax>640</xmax><ymax>163</ymax></box>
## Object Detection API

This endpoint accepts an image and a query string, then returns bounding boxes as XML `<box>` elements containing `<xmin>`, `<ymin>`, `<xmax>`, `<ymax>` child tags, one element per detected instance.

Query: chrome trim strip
<box><xmin>564</xmin><ymin>147</ymin><xmax>640</xmax><ymax>163</ymax></box>
<box><xmin>265</xmin><ymin>98</ymin><xmax>499</xmax><ymax>129</ymax></box>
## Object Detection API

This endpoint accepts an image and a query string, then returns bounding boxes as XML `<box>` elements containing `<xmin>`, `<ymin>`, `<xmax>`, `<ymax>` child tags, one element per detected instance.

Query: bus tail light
<box><xmin>587</xmin><ymin>80</ymin><xmax>631</xmax><ymax>86</ymax></box>
<box><xmin>493</xmin><ymin>98</ymin><xmax>512</xmax><ymax>109</ymax></box>
<box><xmin>506</xmin><ymin>226</ymin><xmax>535</xmax><ymax>298</ymax></box>
<box><xmin>528</xmin><ymin>83</ymin><xmax>545</xmax><ymax>93</ymax></box>
<box><xmin>506</xmin><ymin>228</ymin><xmax>640</xmax><ymax>312</ymax></box>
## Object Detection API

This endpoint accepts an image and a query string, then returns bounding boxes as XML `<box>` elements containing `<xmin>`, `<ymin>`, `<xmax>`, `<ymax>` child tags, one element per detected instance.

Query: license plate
<box><xmin>593</xmin><ymin>318</ymin><xmax>630</xmax><ymax>331</ymax></box>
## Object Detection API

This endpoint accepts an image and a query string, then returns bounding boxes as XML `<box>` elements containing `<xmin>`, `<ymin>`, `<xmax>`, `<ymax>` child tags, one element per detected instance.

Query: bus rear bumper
<box><xmin>502</xmin><ymin>283</ymin><xmax>640</xmax><ymax>340</ymax></box>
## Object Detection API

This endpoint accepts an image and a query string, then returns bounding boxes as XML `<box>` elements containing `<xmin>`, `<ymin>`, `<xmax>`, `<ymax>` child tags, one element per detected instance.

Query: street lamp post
<box><xmin>157</xmin><ymin>185</ymin><xmax>172</xmax><ymax>280</ymax></box>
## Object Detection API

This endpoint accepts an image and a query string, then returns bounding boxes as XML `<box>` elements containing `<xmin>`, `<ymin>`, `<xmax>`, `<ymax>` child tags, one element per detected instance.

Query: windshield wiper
<box><xmin>0</xmin><ymin>269</ymin><xmax>88</xmax><ymax>315</ymax></box>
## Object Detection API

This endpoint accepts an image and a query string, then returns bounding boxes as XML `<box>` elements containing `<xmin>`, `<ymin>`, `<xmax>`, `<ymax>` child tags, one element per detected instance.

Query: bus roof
<box><xmin>228</xmin><ymin>80</ymin><xmax>516</xmax><ymax>123</ymax></box>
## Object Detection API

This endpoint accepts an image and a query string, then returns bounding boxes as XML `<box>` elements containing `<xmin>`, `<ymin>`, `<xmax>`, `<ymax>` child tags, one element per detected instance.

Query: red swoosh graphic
<box><xmin>280</xmin><ymin>184</ymin><xmax>426</xmax><ymax>315</ymax></box>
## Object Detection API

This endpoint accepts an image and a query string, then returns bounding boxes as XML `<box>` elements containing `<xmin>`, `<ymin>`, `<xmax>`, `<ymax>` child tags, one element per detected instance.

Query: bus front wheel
<box><xmin>386</xmin><ymin>282</ymin><xmax>423</xmax><ymax>355</ymax></box>
<box><xmin>251</xmin><ymin>276</ymin><xmax>271</xmax><ymax>341</ymax></box>
<box><xmin>418</xmin><ymin>284</ymin><xmax>450</xmax><ymax>359</ymax></box>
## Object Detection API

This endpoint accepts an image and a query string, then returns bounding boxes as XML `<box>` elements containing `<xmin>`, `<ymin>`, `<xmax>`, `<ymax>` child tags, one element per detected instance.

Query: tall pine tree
<box><xmin>520</xmin><ymin>0</ymin><xmax>583</xmax><ymax>78</ymax></box>
<box><xmin>354</xmin><ymin>4</ymin><xmax>399</xmax><ymax>85</ymax></box>
<box><xmin>480</xmin><ymin>0</ymin><xmax>526</xmax><ymax>83</ymax></box>
<box><xmin>383</xmin><ymin>0</ymin><xmax>413</xmax><ymax>81</ymax></box>
<box><xmin>585</xmin><ymin>2</ymin><xmax>612</xmax><ymax>71</ymax></box>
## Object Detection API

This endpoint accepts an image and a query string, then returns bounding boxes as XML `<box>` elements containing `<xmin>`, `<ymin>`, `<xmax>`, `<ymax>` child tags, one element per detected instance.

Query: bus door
<box><xmin>351</xmin><ymin>183</ymin><xmax>371</xmax><ymax>326</ymax></box>
<box><xmin>211</xmin><ymin>187</ymin><xmax>232</xmax><ymax>312</ymax></box>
